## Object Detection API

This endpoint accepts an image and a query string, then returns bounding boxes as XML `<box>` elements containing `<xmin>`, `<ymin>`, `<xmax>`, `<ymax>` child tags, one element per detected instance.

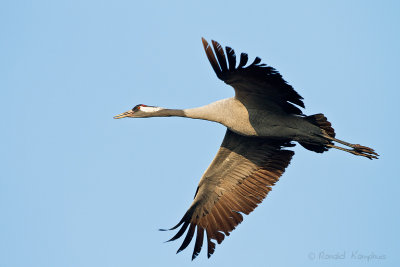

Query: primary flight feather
<box><xmin>114</xmin><ymin>38</ymin><xmax>378</xmax><ymax>260</ymax></box>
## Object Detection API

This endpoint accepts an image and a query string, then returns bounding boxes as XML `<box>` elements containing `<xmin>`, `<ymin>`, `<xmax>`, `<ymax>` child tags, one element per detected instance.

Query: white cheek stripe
<box><xmin>140</xmin><ymin>106</ymin><xmax>162</xmax><ymax>112</ymax></box>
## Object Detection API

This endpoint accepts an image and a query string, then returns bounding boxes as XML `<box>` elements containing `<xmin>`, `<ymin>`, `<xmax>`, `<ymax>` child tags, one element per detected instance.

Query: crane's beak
<box><xmin>113</xmin><ymin>110</ymin><xmax>134</xmax><ymax>119</ymax></box>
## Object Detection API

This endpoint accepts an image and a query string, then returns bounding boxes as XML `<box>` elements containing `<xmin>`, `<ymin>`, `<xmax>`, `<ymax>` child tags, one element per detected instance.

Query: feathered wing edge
<box><xmin>161</xmin><ymin>130</ymin><xmax>295</xmax><ymax>259</ymax></box>
<box><xmin>201</xmin><ymin>38</ymin><xmax>305</xmax><ymax>115</ymax></box>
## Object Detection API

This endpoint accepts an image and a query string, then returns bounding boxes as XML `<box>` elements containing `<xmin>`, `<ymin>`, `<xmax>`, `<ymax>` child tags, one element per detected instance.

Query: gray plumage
<box><xmin>114</xmin><ymin>38</ymin><xmax>378</xmax><ymax>260</ymax></box>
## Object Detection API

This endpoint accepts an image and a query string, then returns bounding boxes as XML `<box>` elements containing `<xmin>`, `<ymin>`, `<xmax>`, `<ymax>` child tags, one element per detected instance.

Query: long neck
<box><xmin>151</xmin><ymin>99</ymin><xmax>228</xmax><ymax>123</ymax></box>
<box><xmin>153</xmin><ymin>109</ymin><xmax>186</xmax><ymax>117</ymax></box>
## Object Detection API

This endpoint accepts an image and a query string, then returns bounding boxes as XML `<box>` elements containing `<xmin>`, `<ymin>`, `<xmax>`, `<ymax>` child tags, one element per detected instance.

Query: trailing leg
<box><xmin>302</xmin><ymin>113</ymin><xmax>378</xmax><ymax>159</ymax></box>
<box><xmin>323</xmin><ymin>133</ymin><xmax>379</xmax><ymax>160</ymax></box>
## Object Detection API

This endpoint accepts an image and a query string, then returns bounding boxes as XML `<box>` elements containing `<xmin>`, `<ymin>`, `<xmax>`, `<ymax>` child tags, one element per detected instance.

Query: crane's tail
<box><xmin>299</xmin><ymin>113</ymin><xmax>335</xmax><ymax>153</ymax></box>
<box><xmin>301</xmin><ymin>113</ymin><xmax>379</xmax><ymax>160</ymax></box>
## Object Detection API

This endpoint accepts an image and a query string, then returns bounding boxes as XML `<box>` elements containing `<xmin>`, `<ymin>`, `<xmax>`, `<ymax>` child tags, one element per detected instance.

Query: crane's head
<box><xmin>113</xmin><ymin>104</ymin><xmax>163</xmax><ymax>119</ymax></box>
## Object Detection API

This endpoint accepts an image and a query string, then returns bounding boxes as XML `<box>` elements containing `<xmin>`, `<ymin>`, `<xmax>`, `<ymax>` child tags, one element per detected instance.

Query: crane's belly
<box><xmin>224</xmin><ymin>113</ymin><xmax>322</xmax><ymax>141</ymax></box>
<box><xmin>228</xmin><ymin>124</ymin><xmax>299</xmax><ymax>139</ymax></box>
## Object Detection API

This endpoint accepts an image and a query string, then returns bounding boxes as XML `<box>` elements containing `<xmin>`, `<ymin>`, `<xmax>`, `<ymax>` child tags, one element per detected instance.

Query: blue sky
<box><xmin>1</xmin><ymin>0</ymin><xmax>399</xmax><ymax>266</ymax></box>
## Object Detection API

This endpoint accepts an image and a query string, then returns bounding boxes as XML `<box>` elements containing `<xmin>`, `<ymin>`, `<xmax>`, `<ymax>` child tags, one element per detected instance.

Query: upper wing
<box><xmin>163</xmin><ymin>130</ymin><xmax>295</xmax><ymax>259</ymax></box>
<box><xmin>202</xmin><ymin>38</ymin><xmax>305</xmax><ymax>115</ymax></box>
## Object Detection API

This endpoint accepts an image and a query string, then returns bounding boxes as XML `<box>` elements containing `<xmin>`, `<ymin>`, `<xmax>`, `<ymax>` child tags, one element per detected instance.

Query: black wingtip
<box><xmin>201</xmin><ymin>37</ymin><xmax>209</xmax><ymax>48</ymax></box>
<box><xmin>202</xmin><ymin>38</ymin><xmax>223</xmax><ymax>78</ymax></box>
<box><xmin>238</xmin><ymin>52</ymin><xmax>248</xmax><ymax>68</ymax></box>
<box><xmin>225</xmin><ymin>46</ymin><xmax>237</xmax><ymax>71</ymax></box>
<box><xmin>191</xmin><ymin>253</ymin><xmax>198</xmax><ymax>261</ymax></box>
<box><xmin>211</xmin><ymin>40</ymin><xmax>228</xmax><ymax>72</ymax></box>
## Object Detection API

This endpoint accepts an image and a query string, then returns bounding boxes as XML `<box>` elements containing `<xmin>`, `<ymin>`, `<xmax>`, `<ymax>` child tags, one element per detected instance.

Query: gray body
<box><xmin>183</xmin><ymin>98</ymin><xmax>325</xmax><ymax>144</ymax></box>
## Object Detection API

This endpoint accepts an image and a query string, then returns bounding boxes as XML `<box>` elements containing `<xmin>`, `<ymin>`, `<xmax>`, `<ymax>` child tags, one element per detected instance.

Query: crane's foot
<box><xmin>326</xmin><ymin>144</ymin><xmax>378</xmax><ymax>160</ymax></box>
<box><xmin>322</xmin><ymin>133</ymin><xmax>379</xmax><ymax>160</ymax></box>
<box><xmin>352</xmin><ymin>144</ymin><xmax>379</xmax><ymax>157</ymax></box>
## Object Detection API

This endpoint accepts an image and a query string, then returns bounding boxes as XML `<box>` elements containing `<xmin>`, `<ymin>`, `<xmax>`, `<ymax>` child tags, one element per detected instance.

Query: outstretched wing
<box><xmin>202</xmin><ymin>38</ymin><xmax>304</xmax><ymax>115</ymax></box>
<box><xmin>163</xmin><ymin>130</ymin><xmax>295</xmax><ymax>259</ymax></box>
